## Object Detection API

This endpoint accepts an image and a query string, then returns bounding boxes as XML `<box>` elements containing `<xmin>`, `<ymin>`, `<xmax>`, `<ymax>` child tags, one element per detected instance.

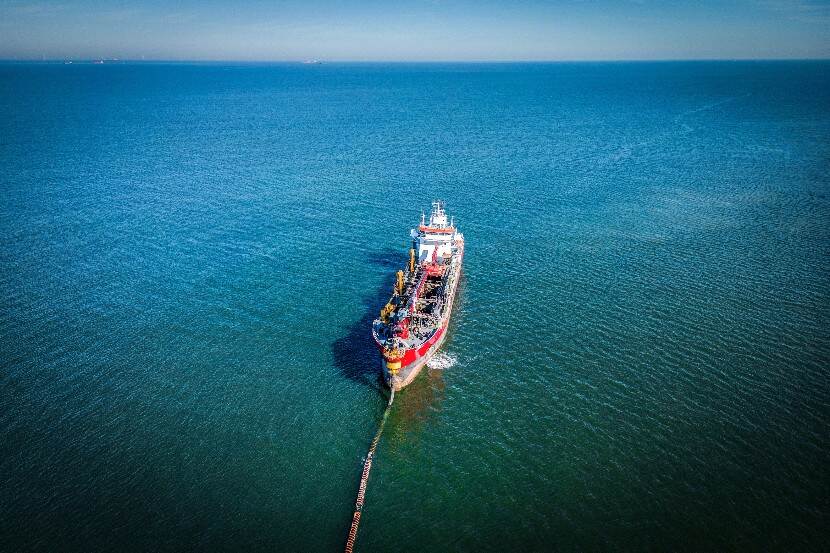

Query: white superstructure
<box><xmin>412</xmin><ymin>201</ymin><xmax>462</xmax><ymax>263</ymax></box>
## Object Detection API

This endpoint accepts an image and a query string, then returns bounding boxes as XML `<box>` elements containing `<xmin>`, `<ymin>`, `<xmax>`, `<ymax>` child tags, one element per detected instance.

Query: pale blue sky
<box><xmin>1</xmin><ymin>0</ymin><xmax>828</xmax><ymax>61</ymax></box>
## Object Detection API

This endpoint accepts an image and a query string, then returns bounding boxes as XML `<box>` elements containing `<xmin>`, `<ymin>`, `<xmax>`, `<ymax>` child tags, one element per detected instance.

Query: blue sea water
<box><xmin>1</xmin><ymin>61</ymin><xmax>828</xmax><ymax>552</ymax></box>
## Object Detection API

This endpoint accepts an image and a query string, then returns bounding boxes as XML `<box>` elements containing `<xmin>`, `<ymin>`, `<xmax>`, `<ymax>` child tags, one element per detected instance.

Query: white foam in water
<box><xmin>427</xmin><ymin>352</ymin><xmax>457</xmax><ymax>371</ymax></box>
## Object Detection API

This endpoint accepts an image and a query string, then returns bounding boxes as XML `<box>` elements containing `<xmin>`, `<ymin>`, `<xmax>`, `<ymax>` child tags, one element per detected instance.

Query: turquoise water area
<box><xmin>1</xmin><ymin>62</ymin><xmax>828</xmax><ymax>551</ymax></box>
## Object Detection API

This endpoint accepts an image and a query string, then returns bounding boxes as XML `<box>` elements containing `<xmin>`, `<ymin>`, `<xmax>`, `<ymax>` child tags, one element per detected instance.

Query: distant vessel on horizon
<box><xmin>372</xmin><ymin>201</ymin><xmax>464</xmax><ymax>390</ymax></box>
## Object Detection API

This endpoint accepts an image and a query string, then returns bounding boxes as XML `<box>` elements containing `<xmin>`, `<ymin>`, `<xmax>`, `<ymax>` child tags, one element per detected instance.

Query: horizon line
<box><xmin>2</xmin><ymin>57</ymin><xmax>830</xmax><ymax>64</ymax></box>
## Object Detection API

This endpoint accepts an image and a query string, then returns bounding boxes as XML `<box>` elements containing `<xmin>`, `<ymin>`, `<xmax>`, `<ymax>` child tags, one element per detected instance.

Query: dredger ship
<box><xmin>372</xmin><ymin>201</ymin><xmax>464</xmax><ymax>390</ymax></box>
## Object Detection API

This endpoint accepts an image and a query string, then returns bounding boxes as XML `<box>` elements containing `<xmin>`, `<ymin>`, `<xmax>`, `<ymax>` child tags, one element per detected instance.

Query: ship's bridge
<box><xmin>411</xmin><ymin>201</ymin><xmax>459</xmax><ymax>263</ymax></box>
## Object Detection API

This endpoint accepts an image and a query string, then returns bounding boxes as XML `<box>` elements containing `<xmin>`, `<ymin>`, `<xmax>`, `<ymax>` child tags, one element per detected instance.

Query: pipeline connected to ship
<box><xmin>372</xmin><ymin>201</ymin><xmax>464</xmax><ymax>390</ymax></box>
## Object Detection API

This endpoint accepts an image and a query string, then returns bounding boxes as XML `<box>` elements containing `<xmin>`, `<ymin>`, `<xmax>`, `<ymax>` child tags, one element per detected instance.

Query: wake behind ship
<box><xmin>372</xmin><ymin>201</ymin><xmax>464</xmax><ymax>390</ymax></box>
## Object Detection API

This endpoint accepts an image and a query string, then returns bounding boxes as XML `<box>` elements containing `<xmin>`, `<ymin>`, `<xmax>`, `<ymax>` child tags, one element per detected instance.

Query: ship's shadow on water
<box><xmin>331</xmin><ymin>250</ymin><xmax>403</xmax><ymax>391</ymax></box>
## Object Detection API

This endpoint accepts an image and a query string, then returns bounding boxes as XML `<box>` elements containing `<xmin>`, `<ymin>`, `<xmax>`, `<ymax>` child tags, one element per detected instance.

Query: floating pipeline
<box><xmin>344</xmin><ymin>388</ymin><xmax>394</xmax><ymax>553</ymax></box>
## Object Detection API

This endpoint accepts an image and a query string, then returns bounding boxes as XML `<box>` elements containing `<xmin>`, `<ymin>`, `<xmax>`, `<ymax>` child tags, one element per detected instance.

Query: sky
<box><xmin>0</xmin><ymin>0</ymin><xmax>828</xmax><ymax>61</ymax></box>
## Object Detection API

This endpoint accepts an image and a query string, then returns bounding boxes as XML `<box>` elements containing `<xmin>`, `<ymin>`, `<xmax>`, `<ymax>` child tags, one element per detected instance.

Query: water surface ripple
<box><xmin>1</xmin><ymin>61</ymin><xmax>828</xmax><ymax>552</ymax></box>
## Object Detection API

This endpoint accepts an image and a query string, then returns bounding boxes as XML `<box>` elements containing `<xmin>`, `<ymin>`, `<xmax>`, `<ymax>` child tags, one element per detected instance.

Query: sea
<box><xmin>1</xmin><ymin>61</ymin><xmax>828</xmax><ymax>552</ymax></box>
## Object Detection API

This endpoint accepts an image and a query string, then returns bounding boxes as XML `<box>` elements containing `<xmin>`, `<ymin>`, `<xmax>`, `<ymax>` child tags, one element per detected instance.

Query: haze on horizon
<box><xmin>1</xmin><ymin>0</ymin><xmax>828</xmax><ymax>62</ymax></box>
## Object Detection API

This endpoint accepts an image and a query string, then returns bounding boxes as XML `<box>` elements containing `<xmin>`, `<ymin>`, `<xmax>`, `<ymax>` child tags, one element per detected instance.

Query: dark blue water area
<box><xmin>1</xmin><ymin>61</ymin><xmax>828</xmax><ymax>551</ymax></box>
